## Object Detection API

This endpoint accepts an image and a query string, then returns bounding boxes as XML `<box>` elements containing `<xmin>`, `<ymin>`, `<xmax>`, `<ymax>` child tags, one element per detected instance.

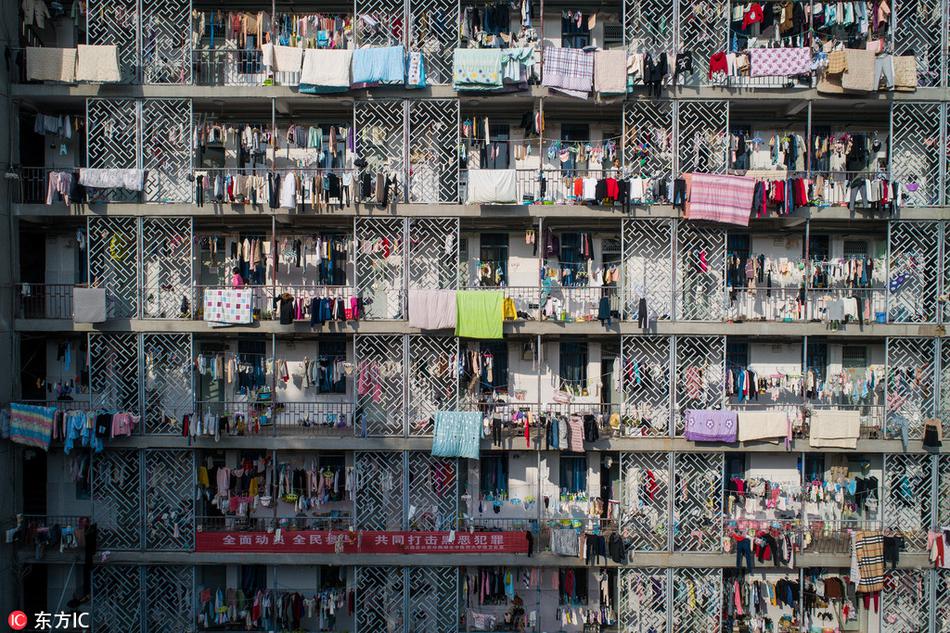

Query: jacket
<box><xmin>22</xmin><ymin>0</ymin><xmax>50</xmax><ymax>29</ymax></box>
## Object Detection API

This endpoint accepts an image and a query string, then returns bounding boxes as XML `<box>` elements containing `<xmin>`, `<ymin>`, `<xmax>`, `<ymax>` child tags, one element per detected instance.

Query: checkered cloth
<box><xmin>827</xmin><ymin>50</ymin><xmax>848</xmax><ymax>74</ymax></box>
<box><xmin>854</xmin><ymin>530</ymin><xmax>886</xmax><ymax>593</ymax></box>
<box><xmin>685</xmin><ymin>173</ymin><xmax>756</xmax><ymax>226</ymax></box>
<box><xmin>542</xmin><ymin>47</ymin><xmax>593</xmax><ymax>98</ymax></box>
<box><xmin>749</xmin><ymin>47</ymin><xmax>812</xmax><ymax>77</ymax></box>
<box><xmin>203</xmin><ymin>288</ymin><xmax>253</xmax><ymax>325</ymax></box>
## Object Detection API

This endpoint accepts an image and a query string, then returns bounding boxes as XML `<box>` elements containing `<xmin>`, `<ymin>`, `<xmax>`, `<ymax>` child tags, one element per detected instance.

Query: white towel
<box><xmin>26</xmin><ymin>47</ymin><xmax>76</xmax><ymax>82</ymax></box>
<box><xmin>737</xmin><ymin>410</ymin><xmax>788</xmax><ymax>442</ymax></box>
<box><xmin>594</xmin><ymin>50</ymin><xmax>627</xmax><ymax>95</ymax></box>
<box><xmin>466</xmin><ymin>169</ymin><xmax>517</xmax><ymax>204</ymax></box>
<box><xmin>408</xmin><ymin>288</ymin><xmax>457</xmax><ymax>330</ymax></box>
<box><xmin>299</xmin><ymin>49</ymin><xmax>353</xmax><ymax>89</ymax></box>
<box><xmin>75</xmin><ymin>45</ymin><xmax>121</xmax><ymax>82</ymax></box>
<box><xmin>79</xmin><ymin>168</ymin><xmax>145</xmax><ymax>191</ymax></box>
<box><xmin>273</xmin><ymin>45</ymin><xmax>303</xmax><ymax>72</ymax></box>
<box><xmin>809</xmin><ymin>409</ymin><xmax>861</xmax><ymax>448</ymax></box>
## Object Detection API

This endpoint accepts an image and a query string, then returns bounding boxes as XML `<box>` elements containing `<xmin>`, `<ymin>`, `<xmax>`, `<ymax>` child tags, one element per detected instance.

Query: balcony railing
<box><xmin>15</xmin><ymin>283</ymin><xmax>75</xmax><ymax>319</ymax></box>
<box><xmin>195</xmin><ymin>400</ymin><xmax>354</xmax><ymax>436</ymax></box>
<box><xmin>196</xmin><ymin>515</ymin><xmax>353</xmax><ymax>532</ymax></box>
<box><xmin>9</xmin><ymin>514</ymin><xmax>91</xmax><ymax>548</ymax></box>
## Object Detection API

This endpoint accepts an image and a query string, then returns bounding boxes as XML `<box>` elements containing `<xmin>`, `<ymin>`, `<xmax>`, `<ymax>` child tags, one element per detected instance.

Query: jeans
<box><xmin>887</xmin><ymin>414</ymin><xmax>909</xmax><ymax>451</ymax></box>
<box><xmin>637</xmin><ymin>298</ymin><xmax>648</xmax><ymax>328</ymax></box>
<box><xmin>195</xmin><ymin>175</ymin><xmax>204</xmax><ymax>207</ymax></box>
<box><xmin>736</xmin><ymin>538</ymin><xmax>754</xmax><ymax>573</ymax></box>
<box><xmin>492</xmin><ymin>417</ymin><xmax>502</xmax><ymax>446</ymax></box>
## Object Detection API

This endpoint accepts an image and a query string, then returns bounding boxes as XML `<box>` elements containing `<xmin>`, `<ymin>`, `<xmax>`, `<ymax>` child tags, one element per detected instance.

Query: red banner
<box><xmin>195</xmin><ymin>530</ymin><xmax>529</xmax><ymax>554</ymax></box>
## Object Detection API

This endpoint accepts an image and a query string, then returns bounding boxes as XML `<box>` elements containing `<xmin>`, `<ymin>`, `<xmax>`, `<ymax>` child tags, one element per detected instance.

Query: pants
<box><xmin>492</xmin><ymin>417</ymin><xmax>502</xmax><ymax>446</ymax></box>
<box><xmin>883</xmin><ymin>535</ymin><xmax>901</xmax><ymax>569</ymax></box>
<box><xmin>195</xmin><ymin>175</ymin><xmax>204</xmax><ymax>207</ymax></box>
<box><xmin>672</xmin><ymin>179</ymin><xmax>687</xmax><ymax>210</ymax></box>
<box><xmin>849</xmin><ymin>179</ymin><xmax>868</xmax><ymax>211</ymax></box>
<box><xmin>637</xmin><ymin>298</ymin><xmax>648</xmax><ymax>328</ymax></box>
<box><xmin>341</xmin><ymin>184</ymin><xmax>350</xmax><ymax>207</ymax></box>
<box><xmin>736</xmin><ymin>538</ymin><xmax>754</xmax><ymax>573</ymax></box>
<box><xmin>861</xmin><ymin>591</ymin><xmax>880</xmax><ymax>612</ymax></box>
<box><xmin>875</xmin><ymin>54</ymin><xmax>895</xmax><ymax>90</ymax></box>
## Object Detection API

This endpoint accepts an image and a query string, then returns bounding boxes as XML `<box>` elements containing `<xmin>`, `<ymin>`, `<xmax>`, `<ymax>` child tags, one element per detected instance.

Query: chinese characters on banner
<box><xmin>195</xmin><ymin>530</ymin><xmax>529</xmax><ymax>554</ymax></box>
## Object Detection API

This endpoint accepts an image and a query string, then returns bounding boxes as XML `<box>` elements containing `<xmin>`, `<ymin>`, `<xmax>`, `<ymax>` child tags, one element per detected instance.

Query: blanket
<box><xmin>683</xmin><ymin>409</ymin><xmax>738</xmax><ymax>442</ymax></box>
<box><xmin>453</xmin><ymin>48</ymin><xmax>504</xmax><ymax>90</ymax></box>
<box><xmin>351</xmin><ymin>45</ymin><xmax>405</xmax><ymax>86</ymax></box>
<box><xmin>75</xmin><ymin>44</ymin><xmax>121</xmax><ymax>82</ymax></box>
<box><xmin>26</xmin><ymin>47</ymin><xmax>76</xmax><ymax>82</ymax></box>
<box><xmin>432</xmin><ymin>411</ymin><xmax>482</xmax><ymax>459</ymax></box>
<box><xmin>594</xmin><ymin>50</ymin><xmax>628</xmax><ymax>95</ymax></box>
<box><xmin>203</xmin><ymin>288</ymin><xmax>253</xmax><ymax>325</ymax></box>
<box><xmin>273</xmin><ymin>45</ymin><xmax>303</xmax><ymax>73</ymax></box>
<box><xmin>542</xmin><ymin>47</ymin><xmax>593</xmax><ymax>98</ymax></box>
<box><xmin>299</xmin><ymin>49</ymin><xmax>353</xmax><ymax>93</ymax></box>
<box><xmin>749</xmin><ymin>47</ymin><xmax>812</xmax><ymax>77</ymax></box>
<box><xmin>685</xmin><ymin>173</ymin><xmax>756</xmax><ymax>226</ymax></box>
<box><xmin>841</xmin><ymin>49</ymin><xmax>876</xmax><ymax>92</ymax></box>
<box><xmin>809</xmin><ymin>408</ymin><xmax>860</xmax><ymax>449</ymax></box>
<box><xmin>408</xmin><ymin>288</ymin><xmax>457</xmax><ymax>330</ymax></box>
<box><xmin>10</xmin><ymin>402</ymin><xmax>56</xmax><ymax>450</ymax></box>
<box><xmin>854</xmin><ymin>530</ymin><xmax>886</xmax><ymax>593</ymax></box>
<box><xmin>456</xmin><ymin>290</ymin><xmax>503</xmax><ymax>339</ymax></box>
<box><xmin>466</xmin><ymin>169</ymin><xmax>517</xmax><ymax>203</ymax></box>
<box><xmin>737</xmin><ymin>410</ymin><xmax>789</xmax><ymax>442</ymax></box>
<box><xmin>79</xmin><ymin>169</ymin><xmax>145</xmax><ymax>191</ymax></box>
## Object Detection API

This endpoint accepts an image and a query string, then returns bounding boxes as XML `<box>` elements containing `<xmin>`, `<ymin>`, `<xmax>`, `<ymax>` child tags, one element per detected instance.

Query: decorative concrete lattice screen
<box><xmin>622</xmin><ymin>101</ymin><xmax>674</xmax><ymax>179</ymax></box>
<box><xmin>671</xmin><ymin>567</ymin><xmax>722</xmax><ymax>631</ymax></box>
<box><xmin>891</xmin><ymin>102</ymin><xmax>943</xmax><ymax>207</ymax></box>
<box><xmin>354</xmin><ymin>100</ymin><xmax>405</xmax><ymax>197</ymax></box>
<box><xmin>355</xmin><ymin>218</ymin><xmax>406</xmax><ymax>320</ymax></box>
<box><xmin>407</xmin><ymin>336</ymin><xmax>459</xmax><ymax>435</ymax></box>
<box><xmin>619</xmin><ymin>567</ymin><xmax>669</xmax><ymax>631</ymax></box>
<box><xmin>355</xmin><ymin>335</ymin><xmax>406</xmax><ymax>436</ymax></box>
<box><xmin>674</xmin><ymin>336</ymin><xmax>725</xmax><ymax>433</ymax></box>
<box><xmin>621</xmin><ymin>219</ymin><xmax>674</xmax><ymax>321</ymax></box>
<box><xmin>141</xmin><ymin>100</ymin><xmax>192</xmax><ymax>202</ymax></box>
<box><xmin>407</xmin><ymin>100</ymin><xmax>460</xmax><ymax>203</ymax></box>
<box><xmin>145</xmin><ymin>566</ymin><xmax>194</xmax><ymax>632</ymax></box>
<box><xmin>354</xmin><ymin>451</ymin><xmax>405</xmax><ymax>529</ymax></box>
<box><xmin>86</xmin><ymin>0</ymin><xmax>137</xmax><ymax>82</ymax></box>
<box><xmin>882</xmin><ymin>453</ymin><xmax>933</xmax><ymax>551</ymax></box>
<box><xmin>355</xmin><ymin>566</ymin><xmax>405</xmax><ymax>633</ymax></box>
<box><xmin>407</xmin><ymin>452</ymin><xmax>458</xmax><ymax>530</ymax></box>
<box><xmin>92</xmin><ymin>565</ymin><xmax>143</xmax><ymax>633</ymax></box>
<box><xmin>676</xmin><ymin>100</ymin><xmax>728</xmax><ymax>173</ymax></box>
<box><xmin>619</xmin><ymin>452</ymin><xmax>671</xmax><ymax>550</ymax></box>
<box><xmin>881</xmin><ymin>569</ymin><xmax>931</xmax><ymax>632</ymax></box>
<box><xmin>89</xmin><ymin>332</ymin><xmax>140</xmax><ymax>414</ymax></box>
<box><xmin>888</xmin><ymin>221</ymin><xmax>941</xmax><ymax>322</ymax></box>
<box><xmin>92</xmin><ymin>450</ymin><xmax>143</xmax><ymax>549</ymax></box>
<box><xmin>893</xmin><ymin>0</ymin><xmax>946</xmax><ymax>87</ymax></box>
<box><xmin>88</xmin><ymin>216</ymin><xmax>139</xmax><ymax>318</ymax></box>
<box><xmin>885</xmin><ymin>337</ymin><xmax>937</xmax><ymax>438</ymax></box>
<box><xmin>142</xmin><ymin>333</ymin><xmax>193</xmax><ymax>433</ymax></box>
<box><xmin>144</xmin><ymin>449</ymin><xmax>195</xmax><ymax>550</ymax></box>
<box><xmin>672</xmin><ymin>453</ymin><xmax>723</xmax><ymax>552</ymax></box>
<box><xmin>407</xmin><ymin>566</ymin><xmax>458</xmax><ymax>632</ymax></box>
<box><xmin>141</xmin><ymin>0</ymin><xmax>192</xmax><ymax>84</ymax></box>
<box><xmin>141</xmin><ymin>217</ymin><xmax>192</xmax><ymax>319</ymax></box>
<box><xmin>675</xmin><ymin>222</ymin><xmax>725</xmax><ymax>321</ymax></box>
<box><xmin>407</xmin><ymin>217</ymin><xmax>460</xmax><ymax>289</ymax></box>
<box><xmin>620</xmin><ymin>335</ymin><xmax>672</xmax><ymax>436</ymax></box>
<box><xmin>355</xmin><ymin>566</ymin><xmax>457</xmax><ymax>633</ymax></box>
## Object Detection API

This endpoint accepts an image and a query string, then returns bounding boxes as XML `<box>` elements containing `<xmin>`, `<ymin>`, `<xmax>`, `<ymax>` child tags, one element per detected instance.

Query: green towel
<box><xmin>455</xmin><ymin>290</ymin><xmax>503</xmax><ymax>339</ymax></box>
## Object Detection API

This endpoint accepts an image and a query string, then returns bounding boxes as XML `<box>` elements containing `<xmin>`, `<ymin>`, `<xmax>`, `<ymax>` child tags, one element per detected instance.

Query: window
<box><xmin>726</xmin><ymin>341</ymin><xmax>749</xmax><ymax>395</ymax></box>
<box><xmin>318</xmin><ymin>340</ymin><xmax>347</xmax><ymax>394</ymax></box>
<box><xmin>804</xmin><ymin>455</ymin><xmax>826</xmax><ymax>482</ymax></box>
<box><xmin>322</xmin><ymin>125</ymin><xmax>348</xmax><ymax>169</ymax></box>
<box><xmin>484</xmin><ymin>125</ymin><xmax>510</xmax><ymax>169</ymax></box>
<box><xmin>559</xmin><ymin>342</ymin><xmax>588</xmax><ymax>389</ymax></box>
<box><xmin>560</xmin><ymin>125</ymin><xmax>589</xmax><ymax>175</ymax></box>
<box><xmin>238</xmin><ymin>339</ymin><xmax>267</xmax><ymax>389</ymax></box>
<box><xmin>843</xmin><ymin>240</ymin><xmax>868</xmax><ymax>258</ymax></box>
<box><xmin>561</xmin><ymin>12</ymin><xmax>591</xmax><ymax>49</ymax></box>
<box><xmin>842</xmin><ymin>346</ymin><xmax>868</xmax><ymax>370</ymax></box>
<box><xmin>727</xmin><ymin>233</ymin><xmax>750</xmax><ymax>288</ymax></box>
<box><xmin>560</xmin><ymin>455</ymin><xmax>588</xmax><ymax>494</ymax></box>
<box><xmin>806</xmin><ymin>340</ymin><xmax>828</xmax><ymax>384</ymax></box>
<box><xmin>479</xmin><ymin>233</ymin><xmax>509</xmax><ymax>286</ymax></box>
<box><xmin>603</xmin><ymin>23</ymin><xmax>624</xmax><ymax>49</ymax></box>
<box><xmin>480</xmin><ymin>454</ymin><xmax>509</xmax><ymax>496</ymax></box>
<box><xmin>318</xmin><ymin>234</ymin><xmax>348</xmax><ymax>286</ymax></box>
<box><xmin>559</xmin><ymin>567</ymin><xmax>589</xmax><ymax>605</ymax></box>
<box><xmin>807</xmin><ymin>235</ymin><xmax>830</xmax><ymax>261</ymax></box>
<box><xmin>480</xmin><ymin>341</ymin><xmax>509</xmax><ymax>393</ymax></box>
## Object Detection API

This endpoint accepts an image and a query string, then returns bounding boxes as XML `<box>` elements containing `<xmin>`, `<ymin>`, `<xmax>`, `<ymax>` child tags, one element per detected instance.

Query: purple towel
<box><xmin>683</xmin><ymin>409</ymin><xmax>738</xmax><ymax>442</ymax></box>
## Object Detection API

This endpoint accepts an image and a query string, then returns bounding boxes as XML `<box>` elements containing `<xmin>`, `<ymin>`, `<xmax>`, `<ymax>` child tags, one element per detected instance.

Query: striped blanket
<box><xmin>854</xmin><ymin>530</ymin><xmax>886</xmax><ymax>593</ymax></box>
<box><xmin>10</xmin><ymin>402</ymin><xmax>57</xmax><ymax>450</ymax></box>
<box><xmin>685</xmin><ymin>173</ymin><xmax>756</xmax><ymax>226</ymax></box>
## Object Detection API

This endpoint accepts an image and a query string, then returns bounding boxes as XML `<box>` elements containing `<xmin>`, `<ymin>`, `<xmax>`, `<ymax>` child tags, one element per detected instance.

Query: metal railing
<box><xmin>460</xmin><ymin>168</ymin><xmax>634</xmax><ymax>206</ymax></box>
<box><xmin>196</xmin><ymin>515</ymin><xmax>353</xmax><ymax>532</ymax></box>
<box><xmin>9</xmin><ymin>514</ymin><xmax>91</xmax><ymax>547</ymax></box>
<box><xmin>540</xmin><ymin>285</ymin><xmax>620</xmax><ymax>324</ymax></box>
<box><xmin>194</xmin><ymin>167</ymin><xmax>358</xmax><ymax>209</ymax></box>
<box><xmin>462</xmin><ymin>286</ymin><xmax>541</xmax><ymax>320</ymax></box>
<box><xmin>195</xmin><ymin>400</ymin><xmax>354</xmax><ymax>436</ymax></box>
<box><xmin>15</xmin><ymin>283</ymin><xmax>75</xmax><ymax>319</ymax></box>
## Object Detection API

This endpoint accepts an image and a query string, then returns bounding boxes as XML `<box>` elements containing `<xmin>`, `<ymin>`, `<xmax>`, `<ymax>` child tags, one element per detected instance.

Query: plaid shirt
<box><xmin>542</xmin><ymin>47</ymin><xmax>593</xmax><ymax>94</ymax></box>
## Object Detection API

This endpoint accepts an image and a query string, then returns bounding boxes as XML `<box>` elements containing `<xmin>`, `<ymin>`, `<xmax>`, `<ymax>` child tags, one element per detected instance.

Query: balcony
<box><xmin>195</xmin><ymin>400</ymin><xmax>354</xmax><ymax>437</ymax></box>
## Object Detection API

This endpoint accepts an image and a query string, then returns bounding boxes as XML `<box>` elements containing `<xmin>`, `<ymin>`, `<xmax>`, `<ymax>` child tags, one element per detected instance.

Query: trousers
<box><xmin>874</xmin><ymin>54</ymin><xmax>895</xmax><ymax>90</ymax></box>
<box><xmin>492</xmin><ymin>417</ymin><xmax>502</xmax><ymax>446</ymax></box>
<box><xmin>736</xmin><ymin>538</ymin><xmax>754</xmax><ymax>573</ymax></box>
<box><xmin>637</xmin><ymin>298</ymin><xmax>648</xmax><ymax>328</ymax></box>
<box><xmin>195</xmin><ymin>175</ymin><xmax>204</xmax><ymax>207</ymax></box>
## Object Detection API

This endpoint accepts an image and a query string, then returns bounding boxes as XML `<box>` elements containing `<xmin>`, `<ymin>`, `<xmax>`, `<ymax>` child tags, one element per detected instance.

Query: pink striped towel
<box><xmin>685</xmin><ymin>173</ymin><xmax>756</xmax><ymax>226</ymax></box>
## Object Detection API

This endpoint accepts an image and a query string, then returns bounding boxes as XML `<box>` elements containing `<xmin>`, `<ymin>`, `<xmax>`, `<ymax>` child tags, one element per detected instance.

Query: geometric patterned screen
<box><xmin>619</xmin><ymin>567</ymin><xmax>669</xmax><ymax>632</ymax></box>
<box><xmin>619</xmin><ymin>452</ymin><xmax>671</xmax><ymax>550</ymax></box>
<box><xmin>672</xmin><ymin>452</ymin><xmax>723</xmax><ymax>552</ymax></box>
<box><xmin>141</xmin><ymin>217</ymin><xmax>192</xmax><ymax>318</ymax></box>
<box><xmin>674</xmin><ymin>336</ymin><xmax>725</xmax><ymax>432</ymax></box>
<box><xmin>886</xmin><ymin>337</ymin><xmax>937</xmax><ymax>439</ymax></box>
<box><xmin>671</xmin><ymin>568</ymin><xmax>722</xmax><ymax>631</ymax></box>
<box><xmin>888</xmin><ymin>221</ymin><xmax>941</xmax><ymax>323</ymax></box>
<box><xmin>144</xmin><ymin>449</ymin><xmax>195</xmax><ymax>550</ymax></box>
<box><xmin>141</xmin><ymin>99</ymin><xmax>192</xmax><ymax>202</ymax></box>
<box><xmin>407</xmin><ymin>217</ymin><xmax>459</xmax><ymax>290</ymax></box>
<box><xmin>881</xmin><ymin>569</ymin><xmax>931</xmax><ymax>632</ymax></box>
<box><xmin>355</xmin><ymin>218</ymin><xmax>406</xmax><ymax>320</ymax></box>
<box><xmin>407</xmin><ymin>99</ymin><xmax>459</xmax><ymax>203</ymax></box>
<box><xmin>88</xmin><ymin>216</ymin><xmax>140</xmax><ymax>318</ymax></box>
<box><xmin>355</xmin><ymin>566</ymin><xmax>406</xmax><ymax>633</ymax></box>
<box><xmin>141</xmin><ymin>0</ymin><xmax>192</xmax><ymax>84</ymax></box>
<box><xmin>675</xmin><ymin>222</ymin><xmax>725</xmax><ymax>321</ymax></box>
<box><xmin>407</xmin><ymin>567</ymin><xmax>458</xmax><ymax>632</ymax></box>
<box><xmin>622</xmin><ymin>101</ymin><xmax>674</xmax><ymax>180</ymax></box>
<box><xmin>407</xmin><ymin>335</ymin><xmax>458</xmax><ymax>436</ymax></box>
<box><xmin>676</xmin><ymin>100</ymin><xmax>728</xmax><ymax>173</ymax></box>
<box><xmin>354</xmin><ymin>451</ymin><xmax>405</xmax><ymax>530</ymax></box>
<box><xmin>89</xmin><ymin>332</ymin><xmax>140</xmax><ymax>415</ymax></box>
<box><xmin>92</xmin><ymin>565</ymin><xmax>143</xmax><ymax>633</ymax></box>
<box><xmin>622</xmin><ymin>219</ymin><xmax>674</xmax><ymax>321</ymax></box>
<box><xmin>142</xmin><ymin>333</ymin><xmax>193</xmax><ymax>434</ymax></box>
<box><xmin>354</xmin><ymin>100</ymin><xmax>406</xmax><ymax>191</ymax></box>
<box><xmin>354</xmin><ymin>335</ymin><xmax>406</xmax><ymax>436</ymax></box>
<box><xmin>406</xmin><ymin>452</ymin><xmax>458</xmax><ymax>530</ymax></box>
<box><xmin>145</xmin><ymin>566</ymin><xmax>194</xmax><ymax>633</ymax></box>
<box><xmin>893</xmin><ymin>0</ymin><xmax>944</xmax><ymax>88</ymax></box>
<box><xmin>355</xmin><ymin>566</ymin><xmax>458</xmax><ymax>633</ymax></box>
<box><xmin>86</xmin><ymin>0</ymin><xmax>138</xmax><ymax>82</ymax></box>
<box><xmin>882</xmin><ymin>453</ymin><xmax>933</xmax><ymax>551</ymax></box>
<box><xmin>891</xmin><ymin>102</ymin><xmax>943</xmax><ymax>207</ymax></box>
<box><xmin>620</xmin><ymin>335</ymin><xmax>672</xmax><ymax>436</ymax></box>
<box><xmin>408</xmin><ymin>0</ymin><xmax>457</xmax><ymax>84</ymax></box>
<box><xmin>92</xmin><ymin>449</ymin><xmax>143</xmax><ymax>550</ymax></box>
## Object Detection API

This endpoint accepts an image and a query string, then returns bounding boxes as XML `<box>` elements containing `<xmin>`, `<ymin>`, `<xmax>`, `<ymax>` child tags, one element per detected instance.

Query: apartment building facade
<box><xmin>3</xmin><ymin>0</ymin><xmax>950</xmax><ymax>631</ymax></box>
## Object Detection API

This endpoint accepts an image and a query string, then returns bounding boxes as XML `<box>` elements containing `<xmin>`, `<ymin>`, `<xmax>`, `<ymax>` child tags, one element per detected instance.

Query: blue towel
<box><xmin>351</xmin><ymin>45</ymin><xmax>405</xmax><ymax>85</ymax></box>
<box><xmin>432</xmin><ymin>411</ymin><xmax>482</xmax><ymax>459</ymax></box>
